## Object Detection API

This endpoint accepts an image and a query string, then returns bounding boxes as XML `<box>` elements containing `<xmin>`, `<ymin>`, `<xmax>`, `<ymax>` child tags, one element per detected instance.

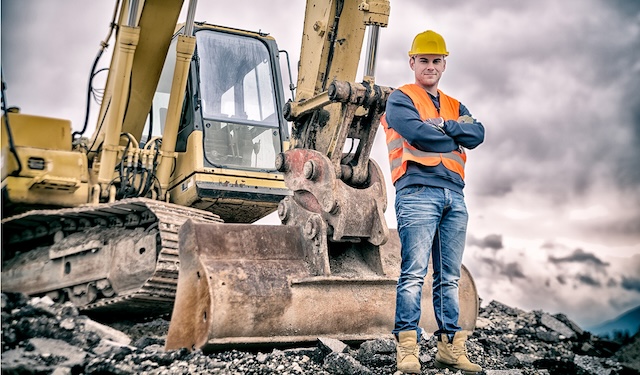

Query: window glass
<box><xmin>197</xmin><ymin>30</ymin><xmax>281</xmax><ymax>170</ymax></box>
<box><xmin>197</xmin><ymin>31</ymin><xmax>278</xmax><ymax>125</ymax></box>
<box><xmin>145</xmin><ymin>38</ymin><xmax>178</xmax><ymax>141</ymax></box>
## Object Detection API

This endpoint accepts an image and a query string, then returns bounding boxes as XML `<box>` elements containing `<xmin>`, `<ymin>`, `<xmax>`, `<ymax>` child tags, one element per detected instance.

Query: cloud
<box><xmin>576</xmin><ymin>274</ymin><xmax>602</xmax><ymax>288</ymax></box>
<box><xmin>468</xmin><ymin>234</ymin><xmax>503</xmax><ymax>251</ymax></box>
<box><xmin>478</xmin><ymin>256</ymin><xmax>500</xmax><ymax>271</ymax></box>
<box><xmin>443</xmin><ymin>0</ymin><xmax>640</xmax><ymax>217</ymax></box>
<box><xmin>474</xmin><ymin>255</ymin><xmax>525</xmax><ymax>282</ymax></box>
<box><xmin>611</xmin><ymin>0</ymin><xmax>640</xmax><ymax>15</ymax></box>
<box><xmin>541</xmin><ymin>241</ymin><xmax>558</xmax><ymax>250</ymax></box>
<box><xmin>621</xmin><ymin>277</ymin><xmax>640</xmax><ymax>293</ymax></box>
<box><xmin>385</xmin><ymin>0</ymin><xmax>640</xmax><ymax>247</ymax></box>
<box><xmin>502</xmin><ymin>262</ymin><xmax>526</xmax><ymax>281</ymax></box>
<box><xmin>548</xmin><ymin>249</ymin><xmax>609</xmax><ymax>268</ymax></box>
<box><xmin>467</xmin><ymin>237</ymin><xmax>640</xmax><ymax>327</ymax></box>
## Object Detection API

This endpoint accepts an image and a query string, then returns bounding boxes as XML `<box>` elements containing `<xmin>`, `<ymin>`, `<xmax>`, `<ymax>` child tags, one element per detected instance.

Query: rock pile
<box><xmin>2</xmin><ymin>293</ymin><xmax>638</xmax><ymax>375</ymax></box>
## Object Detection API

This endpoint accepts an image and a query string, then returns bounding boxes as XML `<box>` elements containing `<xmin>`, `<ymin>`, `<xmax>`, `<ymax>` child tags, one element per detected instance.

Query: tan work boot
<box><xmin>435</xmin><ymin>331</ymin><xmax>482</xmax><ymax>374</ymax></box>
<box><xmin>396</xmin><ymin>330</ymin><xmax>421</xmax><ymax>374</ymax></box>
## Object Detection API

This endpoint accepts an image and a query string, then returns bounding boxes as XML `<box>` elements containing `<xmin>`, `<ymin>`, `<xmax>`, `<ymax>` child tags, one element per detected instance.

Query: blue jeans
<box><xmin>392</xmin><ymin>186</ymin><xmax>468</xmax><ymax>338</ymax></box>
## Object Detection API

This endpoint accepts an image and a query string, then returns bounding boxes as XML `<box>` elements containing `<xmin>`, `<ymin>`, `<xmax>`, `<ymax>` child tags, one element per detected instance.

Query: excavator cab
<box><xmin>154</xmin><ymin>25</ymin><xmax>291</xmax><ymax>223</ymax></box>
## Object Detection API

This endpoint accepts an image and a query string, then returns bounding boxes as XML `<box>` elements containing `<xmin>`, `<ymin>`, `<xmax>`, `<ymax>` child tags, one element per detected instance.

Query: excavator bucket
<box><xmin>165</xmin><ymin>220</ymin><xmax>478</xmax><ymax>351</ymax></box>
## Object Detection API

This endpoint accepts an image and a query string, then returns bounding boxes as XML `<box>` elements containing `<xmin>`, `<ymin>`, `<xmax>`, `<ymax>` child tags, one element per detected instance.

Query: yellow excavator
<box><xmin>1</xmin><ymin>0</ymin><xmax>478</xmax><ymax>350</ymax></box>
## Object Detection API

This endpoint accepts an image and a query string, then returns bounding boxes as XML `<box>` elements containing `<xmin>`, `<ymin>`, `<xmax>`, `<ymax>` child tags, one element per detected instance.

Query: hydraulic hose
<box><xmin>322</xmin><ymin>0</ymin><xmax>345</xmax><ymax>91</ymax></box>
<box><xmin>1</xmin><ymin>68</ymin><xmax>23</xmax><ymax>176</ymax></box>
<box><xmin>74</xmin><ymin>0</ymin><xmax>120</xmax><ymax>139</ymax></box>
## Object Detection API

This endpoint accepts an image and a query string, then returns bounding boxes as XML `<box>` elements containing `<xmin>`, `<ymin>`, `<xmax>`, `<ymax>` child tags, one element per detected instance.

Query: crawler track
<box><xmin>1</xmin><ymin>198</ymin><xmax>222</xmax><ymax>318</ymax></box>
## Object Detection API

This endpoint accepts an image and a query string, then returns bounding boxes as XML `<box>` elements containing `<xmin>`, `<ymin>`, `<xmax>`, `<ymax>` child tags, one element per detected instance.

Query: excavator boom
<box><xmin>1</xmin><ymin>0</ymin><xmax>479</xmax><ymax>350</ymax></box>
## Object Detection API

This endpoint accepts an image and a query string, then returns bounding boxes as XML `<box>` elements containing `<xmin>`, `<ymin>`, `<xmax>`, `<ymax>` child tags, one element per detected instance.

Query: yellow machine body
<box><xmin>1</xmin><ymin>112</ymin><xmax>90</xmax><ymax>209</ymax></box>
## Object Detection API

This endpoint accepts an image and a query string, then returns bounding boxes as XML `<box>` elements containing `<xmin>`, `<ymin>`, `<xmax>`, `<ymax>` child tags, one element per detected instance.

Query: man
<box><xmin>381</xmin><ymin>30</ymin><xmax>485</xmax><ymax>374</ymax></box>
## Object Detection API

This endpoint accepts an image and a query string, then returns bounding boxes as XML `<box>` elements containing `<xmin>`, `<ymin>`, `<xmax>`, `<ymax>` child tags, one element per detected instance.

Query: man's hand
<box><xmin>425</xmin><ymin>117</ymin><xmax>445</xmax><ymax>134</ymax></box>
<box><xmin>457</xmin><ymin>115</ymin><xmax>474</xmax><ymax>124</ymax></box>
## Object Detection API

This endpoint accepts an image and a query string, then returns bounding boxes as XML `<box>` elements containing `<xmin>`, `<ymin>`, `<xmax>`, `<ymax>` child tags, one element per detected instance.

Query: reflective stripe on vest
<box><xmin>382</xmin><ymin>84</ymin><xmax>466</xmax><ymax>183</ymax></box>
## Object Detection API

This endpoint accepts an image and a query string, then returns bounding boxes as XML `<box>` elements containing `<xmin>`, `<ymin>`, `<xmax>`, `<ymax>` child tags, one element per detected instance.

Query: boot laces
<box><xmin>449</xmin><ymin>343</ymin><xmax>468</xmax><ymax>358</ymax></box>
<box><xmin>398</xmin><ymin>344</ymin><xmax>419</xmax><ymax>359</ymax></box>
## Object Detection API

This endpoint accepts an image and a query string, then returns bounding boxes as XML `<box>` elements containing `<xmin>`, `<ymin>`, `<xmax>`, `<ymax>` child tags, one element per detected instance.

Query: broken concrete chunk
<box><xmin>78</xmin><ymin>316</ymin><xmax>132</xmax><ymax>345</ymax></box>
<box><xmin>317</xmin><ymin>336</ymin><xmax>348</xmax><ymax>355</ymax></box>
<box><xmin>540</xmin><ymin>313</ymin><xmax>576</xmax><ymax>338</ymax></box>
<box><xmin>323</xmin><ymin>352</ymin><xmax>372</xmax><ymax>375</ymax></box>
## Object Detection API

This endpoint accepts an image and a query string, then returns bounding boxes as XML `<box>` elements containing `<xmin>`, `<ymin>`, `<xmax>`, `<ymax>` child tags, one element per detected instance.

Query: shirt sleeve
<box><xmin>385</xmin><ymin>90</ymin><xmax>460</xmax><ymax>153</ymax></box>
<box><xmin>442</xmin><ymin>102</ymin><xmax>485</xmax><ymax>149</ymax></box>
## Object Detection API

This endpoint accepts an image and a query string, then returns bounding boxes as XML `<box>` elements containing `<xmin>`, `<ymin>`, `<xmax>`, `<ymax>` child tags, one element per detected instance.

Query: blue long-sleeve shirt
<box><xmin>385</xmin><ymin>89</ymin><xmax>485</xmax><ymax>195</ymax></box>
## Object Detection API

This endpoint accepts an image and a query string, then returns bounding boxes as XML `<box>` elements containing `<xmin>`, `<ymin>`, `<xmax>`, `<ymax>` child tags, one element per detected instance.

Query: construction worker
<box><xmin>381</xmin><ymin>30</ymin><xmax>485</xmax><ymax>374</ymax></box>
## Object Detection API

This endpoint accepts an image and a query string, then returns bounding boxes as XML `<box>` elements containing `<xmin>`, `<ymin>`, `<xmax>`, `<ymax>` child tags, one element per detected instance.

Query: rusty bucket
<box><xmin>165</xmin><ymin>220</ymin><xmax>478</xmax><ymax>351</ymax></box>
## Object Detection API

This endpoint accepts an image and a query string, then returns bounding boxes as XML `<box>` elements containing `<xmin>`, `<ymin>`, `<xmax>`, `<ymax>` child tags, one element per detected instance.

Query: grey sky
<box><xmin>2</xmin><ymin>0</ymin><xmax>639</xmax><ymax>328</ymax></box>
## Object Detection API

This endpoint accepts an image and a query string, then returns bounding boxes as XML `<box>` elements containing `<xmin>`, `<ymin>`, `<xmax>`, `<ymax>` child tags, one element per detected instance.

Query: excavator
<box><xmin>1</xmin><ymin>0</ymin><xmax>478</xmax><ymax>350</ymax></box>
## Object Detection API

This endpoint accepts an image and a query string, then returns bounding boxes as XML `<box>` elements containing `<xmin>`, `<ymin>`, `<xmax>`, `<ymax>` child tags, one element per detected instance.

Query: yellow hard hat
<box><xmin>408</xmin><ymin>30</ymin><xmax>449</xmax><ymax>56</ymax></box>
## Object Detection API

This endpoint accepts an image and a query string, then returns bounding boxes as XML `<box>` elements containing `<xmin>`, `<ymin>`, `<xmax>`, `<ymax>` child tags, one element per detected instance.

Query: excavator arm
<box><xmin>293</xmin><ymin>0</ymin><xmax>389</xmax><ymax>101</ymax></box>
<box><xmin>276</xmin><ymin>0</ymin><xmax>393</xmax><ymax>263</ymax></box>
<box><xmin>90</xmin><ymin>0</ymin><xmax>195</xmax><ymax>202</ymax></box>
<box><xmin>94</xmin><ymin>0</ymin><xmax>186</xmax><ymax>143</ymax></box>
<box><xmin>166</xmin><ymin>0</ymin><xmax>479</xmax><ymax>350</ymax></box>
<box><xmin>286</xmin><ymin>0</ymin><xmax>391</xmax><ymax>182</ymax></box>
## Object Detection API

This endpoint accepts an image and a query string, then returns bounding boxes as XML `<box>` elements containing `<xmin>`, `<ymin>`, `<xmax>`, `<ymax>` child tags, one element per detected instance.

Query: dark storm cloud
<box><xmin>423</xmin><ymin>0</ymin><xmax>640</xmax><ymax>206</ymax></box>
<box><xmin>379</xmin><ymin>0</ymin><xmax>640</xmax><ymax>236</ymax></box>
<box><xmin>611</xmin><ymin>0</ymin><xmax>640</xmax><ymax>19</ymax></box>
<box><xmin>576</xmin><ymin>274</ymin><xmax>602</xmax><ymax>288</ymax></box>
<box><xmin>468</xmin><ymin>234</ymin><xmax>503</xmax><ymax>250</ymax></box>
<box><xmin>611</xmin><ymin>79</ymin><xmax>640</xmax><ymax>189</ymax></box>
<box><xmin>503</xmin><ymin>262</ymin><xmax>526</xmax><ymax>281</ymax></box>
<box><xmin>478</xmin><ymin>257</ymin><xmax>526</xmax><ymax>281</ymax></box>
<box><xmin>621</xmin><ymin>277</ymin><xmax>640</xmax><ymax>293</ymax></box>
<box><xmin>548</xmin><ymin>248</ymin><xmax>609</xmax><ymax>268</ymax></box>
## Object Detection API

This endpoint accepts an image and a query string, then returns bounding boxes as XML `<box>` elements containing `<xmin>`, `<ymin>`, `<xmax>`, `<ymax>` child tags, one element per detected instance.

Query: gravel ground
<box><xmin>2</xmin><ymin>293</ymin><xmax>638</xmax><ymax>375</ymax></box>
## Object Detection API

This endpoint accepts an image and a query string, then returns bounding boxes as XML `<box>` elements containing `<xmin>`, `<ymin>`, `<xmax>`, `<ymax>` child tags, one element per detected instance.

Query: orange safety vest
<box><xmin>381</xmin><ymin>84</ymin><xmax>467</xmax><ymax>184</ymax></box>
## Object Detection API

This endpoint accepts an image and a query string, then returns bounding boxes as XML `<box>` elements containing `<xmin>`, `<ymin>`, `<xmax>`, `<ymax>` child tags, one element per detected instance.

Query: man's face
<box><xmin>410</xmin><ymin>54</ymin><xmax>446</xmax><ymax>92</ymax></box>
